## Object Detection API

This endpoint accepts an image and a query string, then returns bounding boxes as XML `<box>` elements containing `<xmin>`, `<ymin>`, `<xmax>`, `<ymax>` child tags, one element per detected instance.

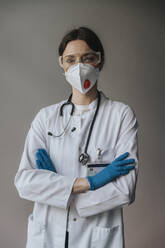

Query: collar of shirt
<box><xmin>74</xmin><ymin>98</ymin><xmax>97</xmax><ymax>115</ymax></box>
<box><xmin>73</xmin><ymin>90</ymin><xmax>107</xmax><ymax>116</ymax></box>
<box><xmin>61</xmin><ymin>90</ymin><xmax>108</xmax><ymax>117</ymax></box>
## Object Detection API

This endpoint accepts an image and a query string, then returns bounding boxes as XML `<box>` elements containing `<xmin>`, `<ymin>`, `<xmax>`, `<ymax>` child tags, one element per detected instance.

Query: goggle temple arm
<box><xmin>95</xmin><ymin>51</ymin><xmax>101</xmax><ymax>64</ymax></box>
<box><xmin>59</xmin><ymin>56</ymin><xmax>63</xmax><ymax>68</ymax></box>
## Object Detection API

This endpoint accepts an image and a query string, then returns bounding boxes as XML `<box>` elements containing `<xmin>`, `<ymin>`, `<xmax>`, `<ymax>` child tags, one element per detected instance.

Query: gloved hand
<box><xmin>35</xmin><ymin>148</ymin><xmax>56</xmax><ymax>173</ymax></box>
<box><xmin>86</xmin><ymin>152</ymin><xmax>135</xmax><ymax>190</ymax></box>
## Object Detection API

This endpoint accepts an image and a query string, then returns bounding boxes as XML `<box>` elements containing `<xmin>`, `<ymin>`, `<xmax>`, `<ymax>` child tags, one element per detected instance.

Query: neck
<box><xmin>71</xmin><ymin>83</ymin><xmax>98</xmax><ymax>105</ymax></box>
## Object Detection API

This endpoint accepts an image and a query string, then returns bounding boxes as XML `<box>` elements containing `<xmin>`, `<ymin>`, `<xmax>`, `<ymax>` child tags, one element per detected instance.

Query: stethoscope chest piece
<box><xmin>79</xmin><ymin>153</ymin><xmax>90</xmax><ymax>166</ymax></box>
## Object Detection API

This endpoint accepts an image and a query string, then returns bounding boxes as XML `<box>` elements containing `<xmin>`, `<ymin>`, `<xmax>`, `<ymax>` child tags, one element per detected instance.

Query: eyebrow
<box><xmin>63</xmin><ymin>55</ymin><xmax>75</xmax><ymax>58</ymax></box>
<box><xmin>63</xmin><ymin>52</ymin><xmax>94</xmax><ymax>58</ymax></box>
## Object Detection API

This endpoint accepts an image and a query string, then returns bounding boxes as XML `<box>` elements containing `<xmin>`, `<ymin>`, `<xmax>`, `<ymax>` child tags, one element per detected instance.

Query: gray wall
<box><xmin>0</xmin><ymin>1</ymin><xmax>164</xmax><ymax>247</ymax></box>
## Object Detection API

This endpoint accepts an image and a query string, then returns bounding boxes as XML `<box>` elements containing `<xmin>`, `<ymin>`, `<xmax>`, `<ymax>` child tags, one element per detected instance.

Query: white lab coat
<box><xmin>14</xmin><ymin>90</ymin><xmax>139</xmax><ymax>248</ymax></box>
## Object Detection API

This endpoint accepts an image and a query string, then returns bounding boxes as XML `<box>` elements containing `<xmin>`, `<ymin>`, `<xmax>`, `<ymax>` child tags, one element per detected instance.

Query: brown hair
<box><xmin>58</xmin><ymin>26</ymin><xmax>105</xmax><ymax>71</ymax></box>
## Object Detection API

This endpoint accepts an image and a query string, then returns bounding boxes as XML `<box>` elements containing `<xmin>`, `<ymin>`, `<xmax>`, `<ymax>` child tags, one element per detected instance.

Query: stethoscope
<box><xmin>47</xmin><ymin>90</ymin><xmax>101</xmax><ymax>166</ymax></box>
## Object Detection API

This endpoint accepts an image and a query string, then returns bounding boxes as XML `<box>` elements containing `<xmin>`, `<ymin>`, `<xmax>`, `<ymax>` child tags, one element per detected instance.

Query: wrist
<box><xmin>86</xmin><ymin>176</ymin><xmax>95</xmax><ymax>190</ymax></box>
<box><xmin>84</xmin><ymin>177</ymin><xmax>91</xmax><ymax>191</ymax></box>
<box><xmin>72</xmin><ymin>177</ymin><xmax>90</xmax><ymax>193</ymax></box>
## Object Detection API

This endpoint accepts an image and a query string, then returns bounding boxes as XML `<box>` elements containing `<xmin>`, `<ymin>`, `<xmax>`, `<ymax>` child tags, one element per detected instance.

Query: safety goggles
<box><xmin>59</xmin><ymin>51</ymin><xmax>101</xmax><ymax>68</ymax></box>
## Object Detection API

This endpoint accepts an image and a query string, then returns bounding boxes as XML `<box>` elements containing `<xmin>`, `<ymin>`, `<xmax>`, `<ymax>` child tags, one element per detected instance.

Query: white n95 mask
<box><xmin>64</xmin><ymin>63</ymin><xmax>100</xmax><ymax>94</ymax></box>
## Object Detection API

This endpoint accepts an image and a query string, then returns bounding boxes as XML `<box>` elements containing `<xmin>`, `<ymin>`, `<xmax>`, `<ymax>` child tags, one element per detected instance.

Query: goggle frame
<box><xmin>58</xmin><ymin>51</ymin><xmax>101</xmax><ymax>68</ymax></box>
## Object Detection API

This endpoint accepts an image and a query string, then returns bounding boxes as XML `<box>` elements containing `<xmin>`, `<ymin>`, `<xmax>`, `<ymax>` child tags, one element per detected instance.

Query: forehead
<box><xmin>63</xmin><ymin>40</ymin><xmax>93</xmax><ymax>56</ymax></box>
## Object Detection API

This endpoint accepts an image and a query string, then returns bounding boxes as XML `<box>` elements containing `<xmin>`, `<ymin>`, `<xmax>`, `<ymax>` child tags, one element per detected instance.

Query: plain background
<box><xmin>0</xmin><ymin>0</ymin><xmax>164</xmax><ymax>247</ymax></box>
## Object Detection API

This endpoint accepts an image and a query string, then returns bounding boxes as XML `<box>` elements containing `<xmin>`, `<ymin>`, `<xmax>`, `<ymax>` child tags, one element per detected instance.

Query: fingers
<box><xmin>116</xmin><ymin>165</ymin><xmax>135</xmax><ymax>173</ymax></box>
<box><xmin>114</xmin><ymin>152</ymin><xmax>129</xmax><ymax>162</ymax></box>
<box><xmin>38</xmin><ymin>148</ymin><xmax>48</xmax><ymax>158</ymax></box>
<box><xmin>36</xmin><ymin>149</ymin><xmax>50</xmax><ymax>166</ymax></box>
<box><xmin>36</xmin><ymin>149</ymin><xmax>56</xmax><ymax>172</ymax></box>
<box><xmin>115</xmin><ymin>169</ymin><xmax>132</xmax><ymax>177</ymax></box>
<box><xmin>114</xmin><ymin>158</ymin><xmax>135</xmax><ymax>167</ymax></box>
<box><xmin>36</xmin><ymin>159</ymin><xmax>43</xmax><ymax>169</ymax></box>
<box><xmin>36</xmin><ymin>152</ymin><xmax>46</xmax><ymax>167</ymax></box>
<box><xmin>119</xmin><ymin>170</ymin><xmax>129</xmax><ymax>176</ymax></box>
<box><xmin>124</xmin><ymin>165</ymin><xmax>135</xmax><ymax>170</ymax></box>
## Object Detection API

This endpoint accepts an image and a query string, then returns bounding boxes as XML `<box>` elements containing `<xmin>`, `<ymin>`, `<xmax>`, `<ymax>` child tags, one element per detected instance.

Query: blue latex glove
<box><xmin>35</xmin><ymin>148</ymin><xmax>56</xmax><ymax>173</ymax></box>
<box><xmin>86</xmin><ymin>152</ymin><xmax>135</xmax><ymax>190</ymax></box>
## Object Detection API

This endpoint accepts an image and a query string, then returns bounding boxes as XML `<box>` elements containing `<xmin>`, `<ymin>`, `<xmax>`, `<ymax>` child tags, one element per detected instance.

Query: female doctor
<box><xmin>14</xmin><ymin>26</ymin><xmax>139</xmax><ymax>248</ymax></box>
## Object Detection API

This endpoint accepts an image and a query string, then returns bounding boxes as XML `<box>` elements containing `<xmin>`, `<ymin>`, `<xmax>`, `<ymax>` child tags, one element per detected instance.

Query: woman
<box><xmin>14</xmin><ymin>26</ymin><xmax>139</xmax><ymax>248</ymax></box>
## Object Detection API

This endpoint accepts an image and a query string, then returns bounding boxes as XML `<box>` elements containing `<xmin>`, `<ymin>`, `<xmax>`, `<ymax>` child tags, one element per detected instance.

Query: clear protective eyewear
<box><xmin>59</xmin><ymin>51</ymin><xmax>101</xmax><ymax>68</ymax></box>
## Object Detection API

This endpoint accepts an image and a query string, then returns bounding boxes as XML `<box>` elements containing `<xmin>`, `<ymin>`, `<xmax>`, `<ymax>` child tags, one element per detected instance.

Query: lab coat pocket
<box><xmin>87</xmin><ymin>146</ymin><xmax>116</xmax><ymax>177</ymax></box>
<box><xmin>91</xmin><ymin>225</ymin><xmax>121</xmax><ymax>248</ymax></box>
<box><xmin>26</xmin><ymin>213</ymin><xmax>46</xmax><ymax>248</ymax></box>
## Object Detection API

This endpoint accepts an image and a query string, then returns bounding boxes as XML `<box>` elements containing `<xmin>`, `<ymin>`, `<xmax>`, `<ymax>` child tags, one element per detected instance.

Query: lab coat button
<box><xmin>73</xmin><ymin>218</ymin><xmax>77</xmax><ymax>221</ymax></box>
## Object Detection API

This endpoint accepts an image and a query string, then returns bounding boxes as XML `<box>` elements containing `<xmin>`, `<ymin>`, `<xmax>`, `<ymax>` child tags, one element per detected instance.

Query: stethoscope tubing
<box><xmin>48</xmin><ymin>90</ymin><xmax>101</xmax><ymax>165</ymax></box>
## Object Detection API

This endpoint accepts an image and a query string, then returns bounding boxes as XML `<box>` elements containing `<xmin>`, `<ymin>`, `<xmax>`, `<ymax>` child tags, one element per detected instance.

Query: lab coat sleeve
<box><xmin>14</xmin><ymin>108</ymin><xmax>77</xmax><ymax>210</ymax></box>
<box><xmin>74</xmin><ymin>105</ymin><xmax>139</xmax><ymax>217</ymax></box>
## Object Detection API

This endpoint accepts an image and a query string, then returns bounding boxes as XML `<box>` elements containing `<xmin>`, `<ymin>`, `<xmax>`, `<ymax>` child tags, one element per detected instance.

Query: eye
<box><xmin>83</xmin><ymin>54</ymin><xmax>98</xmax><ymax>63</ymax></box>
<box><xmin>66</xmin><ymin>58</ymin><xmax>75</xmax><ymax>63</ymax></box>
<box><xmin>85</xmin><ymin>57</ymin><xmax>94</xmax><ymax>62</ymax></box>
